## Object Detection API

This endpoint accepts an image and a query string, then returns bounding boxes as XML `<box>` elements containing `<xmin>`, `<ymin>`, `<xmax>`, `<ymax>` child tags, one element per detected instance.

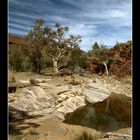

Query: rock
<box><xmin>64</xmin><ymin>93</ymin><xmax>131</xmax><ymax>132</ymax></box>
<box><xmin>69</xmin><ymin>78</ymin><xmax>83</xmax><ymax>85</ymax></box>
<box><xmin>9</xmin><ymin>76</ymin><xmax>113</xmax><ymax>122</ymax></box>
<box><xmin>83</xmin><ymin>82</ymin><xmax>111</xmax><ymax>103</ymax></box>
<box><xmin>9</xmin><ymin>74</ymin><xmax>132</xmax><ymax>137</ymax></box>
<box><xmin>57</xmin><ymin>96</ymin><xmax>85</xmax><ymax>114</ymax></box>
<box><xmin>9</xmin><ymin>106</ymin><xmax>29</xmax><ymax>122</ymax></box>
<box><xmin>39</xmin><ymin>82</ymin><xmax>70</xmax><ymax>95</ymax></box>
<box><xmin>94</xmin><ymin>75</ymin><xmax>132</xmax><ymax>96</ymax></box>
<box><xmin>8</xmin><ymin>76</ymin><xmax>132</xmax><ymax>140</ymax></box>
<box><xmin>9</xmin><ymin>86</ymin><xmax>56</xmax><ymax>113</ymax></box>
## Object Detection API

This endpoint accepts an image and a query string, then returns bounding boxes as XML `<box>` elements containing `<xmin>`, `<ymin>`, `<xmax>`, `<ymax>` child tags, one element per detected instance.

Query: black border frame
<box><xmin>1</xmin><ymin>0</ymin><xmax>137</xmax><ymax>140</ymax></box>
<box><xmin>133</xmin><ymin>0</ymin><xmax>140</xmax><ymax>139</ymax></box>
<box><xmin>0</xmin><ymin>0</ymin><xmax>8</xmax><ymax>139</ymax></box>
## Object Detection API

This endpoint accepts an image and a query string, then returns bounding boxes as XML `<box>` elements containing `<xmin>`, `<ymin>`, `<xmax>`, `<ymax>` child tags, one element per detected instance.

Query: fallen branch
<box><xmin>105</xmin><ymin>132</ymin><xmax>132</xmax><ymax>138</ymax></box>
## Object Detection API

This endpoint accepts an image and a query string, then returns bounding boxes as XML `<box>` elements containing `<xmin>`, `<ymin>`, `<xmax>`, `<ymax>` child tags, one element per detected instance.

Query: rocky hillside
<box><xmin>9</xmin><ymin>34</ymin><xmax>132</xmax><ymax>78</ymax></box>
<box><xmin>108</xmin><ymin>41</ymin><xmax>132</xmax><ymax>77</ymax></box>
<box><xmin>9</xmin><ymin>34</ymin><xmax>25</xmax><ymax>46</ymax></box>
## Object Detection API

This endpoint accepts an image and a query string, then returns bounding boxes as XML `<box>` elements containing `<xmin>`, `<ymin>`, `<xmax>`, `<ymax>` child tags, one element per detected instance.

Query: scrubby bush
<box><xmin>9</xmin><ymin>45</ymin><xmax>24</xmax><ymax>72</ymax></box>
<box><xmin>69</xmin><ymin>47</ymin><xmax>89</xmax><ymax>70</ymax></box>
<box><xmin>10</xmin><ymin>76</ymin><xmax>16</xmax><ymax>83</ymax></box>
<box><xmin>117</xmin><ymin>64</ymin><xmax>131</xmax><ymax>78</ymax></box>
<box><xmin>29</xmin><ymin>78</ymin><xmax>39</xmax><ymax>85</ymax></box>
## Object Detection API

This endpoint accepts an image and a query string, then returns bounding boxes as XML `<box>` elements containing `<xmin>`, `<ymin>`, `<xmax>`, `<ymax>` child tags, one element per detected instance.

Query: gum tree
<box><xmin>44</xmin><ymin>23</ymin><xmax>81</xmax><ymax>73</ymax></box>
<box><xmin>26</xmin><ymin>19</ymin><xmax>82</xmax><ymax>73</ymax></box>
<box><xmin>25</xmin><ymin>19</ymin><xmax>46</xmax><ymax>73</ymax></box>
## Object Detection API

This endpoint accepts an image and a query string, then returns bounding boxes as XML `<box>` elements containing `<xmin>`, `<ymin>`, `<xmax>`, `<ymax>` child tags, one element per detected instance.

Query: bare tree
<box><xmin>44</xmin><ymin>23</ymin><xmax>81</xmax><ymax>73</ymax></box>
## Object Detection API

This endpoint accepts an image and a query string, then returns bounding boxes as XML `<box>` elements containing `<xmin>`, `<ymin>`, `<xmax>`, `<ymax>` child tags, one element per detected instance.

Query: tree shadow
<box><xmin>9</xmin><ymin>106</ymin><xmax>43</xmax><ymax>135</ymax></box>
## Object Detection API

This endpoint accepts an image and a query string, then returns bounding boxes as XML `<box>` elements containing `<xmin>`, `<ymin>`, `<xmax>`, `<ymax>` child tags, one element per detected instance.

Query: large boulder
<box><xmin>64</xmin><ymin>93</ymin><xmax>131</xmax><ymax>132</ymax></box>
<box><xmin>9</xmin><ymin>86</ymin><xmax>57</xmax><ymax>115</ymax></box>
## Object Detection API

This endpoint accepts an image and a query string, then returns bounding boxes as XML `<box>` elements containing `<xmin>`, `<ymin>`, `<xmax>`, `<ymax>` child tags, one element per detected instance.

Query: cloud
<box><xmin>9</xmin><ymin>0</ymin><xmax>132</xmax><ymax>51</ymax></box>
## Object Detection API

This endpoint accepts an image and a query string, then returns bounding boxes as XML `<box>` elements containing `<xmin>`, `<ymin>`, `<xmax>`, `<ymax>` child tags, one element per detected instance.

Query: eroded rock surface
<box><xmin>9</xmin><ymin>74</ymin><xmax>132</xmax><ymax>139</ymax></box>
<box><xmin>9</xmin><ymin>75</ymin><xmax>113</xmax><ymax>122</ymax></box>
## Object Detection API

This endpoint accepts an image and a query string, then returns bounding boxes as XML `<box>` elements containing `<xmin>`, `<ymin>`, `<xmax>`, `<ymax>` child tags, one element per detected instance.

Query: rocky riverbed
<box><xmin>9</xmin><ymin>72</ymin><xmax>132</xmax><ymax>140</ymax></box>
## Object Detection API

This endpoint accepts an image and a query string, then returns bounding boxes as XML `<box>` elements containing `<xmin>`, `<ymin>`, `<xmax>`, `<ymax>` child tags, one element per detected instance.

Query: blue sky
<box><xmin>8</xmin><ymin>0</ymin><xmax>132</xmax><ymax>51</ymax></box>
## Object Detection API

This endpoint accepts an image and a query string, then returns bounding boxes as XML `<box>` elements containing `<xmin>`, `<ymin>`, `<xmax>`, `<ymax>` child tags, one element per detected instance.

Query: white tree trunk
<box><xmin>103</xmin><ymin>61</ymin><xmax>109</xmax><ymax>75</ymax></box>
<box><xmin>52</xmin><ymin>58</ymin><xmax>59</xmax><ymax>73</ymax></box>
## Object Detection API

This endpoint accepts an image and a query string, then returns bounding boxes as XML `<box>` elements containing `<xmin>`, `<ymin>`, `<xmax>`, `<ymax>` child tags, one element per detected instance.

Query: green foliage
<box><xmin>9</xmin><ymin>45</ymin><xmax>25</xmax><ymax>72</ymax></box>
<box><xmin>9</xmin><ymin>18</ymin><xmax>131</xmax><ymax>77</ymax></box>
<box><xmin>91</xmin><ymin>42</ymin><xmax>100</xmax><ymax>50</ymax></box>
<box><xmin>69</xmin><ymin>46</ymin><xmax>89</xmax><ymax>69</ymax></box>
<box><xmin>90</xmin><ymin>43</ymin><xmax>109</xmax><ymax>63</ymax></box>
<box><xmin>25</xmin><ymin>19</ymin><xmax>82</xmax><ymax>73</ymax></box>
<box><xmin>68</xmin><ymin>35</ymin><xmax>82</xmax><ymax>48</ymax></box>
<box><xmin>25</xmin><ymin>19</ymin><xmax>46</xmax><ymax>73</ymax></box>
<box><xmin>9</xmin><ymin>18</ymin><xmax>82</xmax><ymax>73</ymax></box>
<box><xmin>70</xmin><ymin>47</ymin><xmax>81</xmax><ymax>66</ymax></box>
<box><xmin>79</xmin><ymin>55</ymin><xmax>90</xmax><ymax>69</ymax></box>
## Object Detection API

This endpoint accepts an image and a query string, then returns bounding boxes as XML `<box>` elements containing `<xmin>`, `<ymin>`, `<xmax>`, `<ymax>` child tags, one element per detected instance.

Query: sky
<box><xmin>8</xmin><ymin>0</ymin><xmax>132</xmax><ymax>51</ymax></box>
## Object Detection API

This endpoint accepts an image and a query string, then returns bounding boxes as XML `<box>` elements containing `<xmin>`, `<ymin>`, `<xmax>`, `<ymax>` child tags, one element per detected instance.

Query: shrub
<box><xmin>29</xmin><ymin>78</ymin><xmax>38</xmax><ymax>85</ymax></box>
<box><xmin>10</xmin><ymin>76</ymin><xmax>16</xmax><ymax>83</ymax></box>
<box><xmin>9</xmin><ymin>45</ymin><xmax>25</xmax><ymax>72</ymax></box>
<box><xmin>9</xmin><ymin>76</ymin><xmax>16</xmax><ymax>84</ymax></box>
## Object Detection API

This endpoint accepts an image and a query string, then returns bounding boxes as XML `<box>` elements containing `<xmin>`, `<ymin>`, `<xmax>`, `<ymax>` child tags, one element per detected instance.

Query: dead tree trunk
<box><xmin>103</xmin><ymin>61</ymin><xmax>109</xmax><ymax>75</ymax></box>
<box><xmin>51</xmin><ymin>50</ymin><xmax>64</xmax><ymax>74</ymax></box>
<box><xmin>52</xmin><ymin>58</ymin><xmax>59</xmax><ymax>73</ymax></box>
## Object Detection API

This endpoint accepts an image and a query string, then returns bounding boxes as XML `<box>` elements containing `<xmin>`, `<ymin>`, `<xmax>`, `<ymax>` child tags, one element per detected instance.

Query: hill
<box><xmin>8</xmin><ymin>34</ymin><xmax>132</xmax><ymax>78</ymax></box>
<box><xmin>9</xmin><ymin>34</ymin><xmax>25</xmax><ymax>46</ymax></box>
<box><xmin>108</xmin><ymin>41</ymin><xmax>132</xmax><ymax>77</ymax></box>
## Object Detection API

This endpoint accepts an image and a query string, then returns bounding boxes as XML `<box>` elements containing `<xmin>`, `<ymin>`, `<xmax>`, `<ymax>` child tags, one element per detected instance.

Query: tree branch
<box><xmin>56</xmin><ymin>51</ymin><xmax>62</xmax><ymax>60</ymax></box>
